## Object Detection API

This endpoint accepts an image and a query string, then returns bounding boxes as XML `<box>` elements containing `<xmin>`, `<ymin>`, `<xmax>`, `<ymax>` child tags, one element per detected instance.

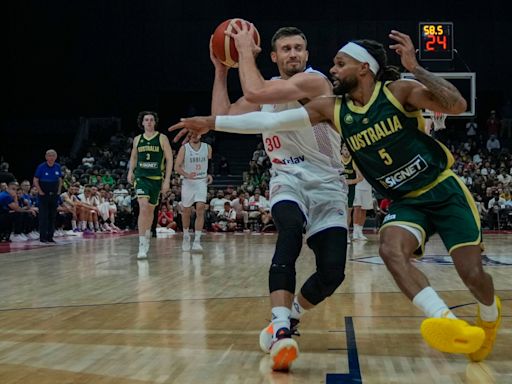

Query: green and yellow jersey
<box><xmin>134</xmin><ymin>132</ymin><xmax>164</xmax><ymax>179</ymax></box>
<box><xmin>333</xmin><ymin>81</ymin><xmax>454</xmax><ymax>200</ymax></box>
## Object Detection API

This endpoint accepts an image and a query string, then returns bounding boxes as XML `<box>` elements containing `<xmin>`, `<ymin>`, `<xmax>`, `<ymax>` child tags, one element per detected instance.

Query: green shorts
<box><xmin>134</xmin><ymin>177</ymin><xmax>161</xmax><ymax>205</ymax></box>
<box><xmin>348</xmin><ymin>185</ymin><xmax>355</xmax><ymax>208</ymax></box>
<box><xmin>380</xmin><ymin>170</ymin><xmax>482</xmax><ymax>256</ymax></box>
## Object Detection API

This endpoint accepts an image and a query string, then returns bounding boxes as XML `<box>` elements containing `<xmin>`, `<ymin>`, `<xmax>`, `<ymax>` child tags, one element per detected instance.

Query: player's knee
<box><xmin>379</xmin><ymin>242</ymin><xmax>409</xmax><ymax>270</ymax></box>
<box><xmin>301</xmin><ymin>269</ymin><xmax>345</xmax><ymax>305</ymax></box>
<box><xmin>269</xmin><ymin>263</ymin><xmax>296</xmax><ymax>293</ymax></box>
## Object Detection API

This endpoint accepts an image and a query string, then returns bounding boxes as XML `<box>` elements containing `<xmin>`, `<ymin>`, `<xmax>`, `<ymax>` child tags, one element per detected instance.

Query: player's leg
<box><xmin>436</xmin><ymin>175</ymin><xmax>500</xmax><ymax>360</ymax></box>
<box><xmin>192</xmin><ymin>202</ymin><xmax>205</xmax><ymax>251</ymax></box>
<box><xmin>181</xmin><ymin>206</ymin><xmax>192</xmax><ymax>251</ymax></box>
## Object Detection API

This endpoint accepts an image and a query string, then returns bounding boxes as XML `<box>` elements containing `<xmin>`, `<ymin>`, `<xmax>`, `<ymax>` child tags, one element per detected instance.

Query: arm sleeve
<box><xmin>215</xmin><ymin>107</ymin><xmax>312</xmax><ymax>134</ymax></box>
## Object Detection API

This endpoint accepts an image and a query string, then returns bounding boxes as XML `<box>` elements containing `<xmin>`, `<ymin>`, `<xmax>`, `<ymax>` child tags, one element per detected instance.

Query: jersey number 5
<box><xmin>265</xmin><ymin>136</ymin><xmax>281</xmax><ymax>152</ymax></box>
<box><xmin>378</xmin><ymin>148</ymin><xmax>393</xmax><ymax>165</ymax></box>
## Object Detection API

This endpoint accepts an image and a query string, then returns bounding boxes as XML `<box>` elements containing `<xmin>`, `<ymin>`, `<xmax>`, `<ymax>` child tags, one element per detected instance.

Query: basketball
<box><xmin>211</xmin><ymin>18</ymin><xmax>260</xmax><ymax>68</ymax></box>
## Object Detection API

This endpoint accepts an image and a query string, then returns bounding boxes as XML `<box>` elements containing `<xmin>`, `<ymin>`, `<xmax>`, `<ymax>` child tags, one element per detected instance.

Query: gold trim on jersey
<box><xmin>334</xmin><ymin>97</ymin><xmax>343</xmax><ymax>137</ymax></box>
<box><xmin>404</xmin><ymin>169</ymin><xmax>452</xmax><ymax>198</ymax></box>
<box><xmin>346</xmin><ymin>81</ymin><xmax>382</xmax><ymax>114</ymax></box>
<box><xmin>142</xmin><ymin>132</ymin><xmax>160</xmax><ymax>141</ymax></box>
<box><xmin>435</xmin><ymin>139</ymin><xmax>455</xmax><ymax>169</ymax></box>
<box><xmin>380</xmin><ymin>220</ymin><xmax>426</xmax><ymax>258</ymax></box>
<box><xmin>341</xmin><ymin>156</ymin><xmax>352</xmax><ymax>166</ymax></box>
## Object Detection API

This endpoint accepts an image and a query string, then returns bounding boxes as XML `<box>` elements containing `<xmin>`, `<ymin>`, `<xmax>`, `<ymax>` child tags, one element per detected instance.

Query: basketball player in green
<box><xmin>128</xmin><ymin>111</ymin><xmax>173</xmax><ymax>259</ymax></box>
<box><xmin>170</xmin><ymin>30</ymin><xmax>501</xmax><ymax>361</ymax></box>
<box><xmin>340</xmin><ymin>142</ymin><xmax>363</xmax><ymax>243</ymax></box>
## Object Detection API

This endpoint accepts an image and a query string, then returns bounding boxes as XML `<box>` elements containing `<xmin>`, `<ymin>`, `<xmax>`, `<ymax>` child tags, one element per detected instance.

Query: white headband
<box><xmin>338</xmin><ymin>42</ymin><xmax>380</xmax><ymax>75</ymax></box>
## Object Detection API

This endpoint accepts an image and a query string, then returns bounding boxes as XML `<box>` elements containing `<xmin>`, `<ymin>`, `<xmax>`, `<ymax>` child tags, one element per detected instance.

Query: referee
<box><xmin>33</xmin><ymin>149</ymin><xmax>62</xmax><ymax>243</ymax></box>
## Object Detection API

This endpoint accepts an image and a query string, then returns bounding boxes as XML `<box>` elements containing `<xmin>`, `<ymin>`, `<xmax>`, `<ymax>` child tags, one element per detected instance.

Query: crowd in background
<box><xmin>2</xmin><ymin>106</ymin><xmax>512</xmax><ymax>243</ymax></box>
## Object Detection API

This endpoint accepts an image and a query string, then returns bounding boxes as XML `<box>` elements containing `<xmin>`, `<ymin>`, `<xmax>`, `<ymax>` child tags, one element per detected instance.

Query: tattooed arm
<box><xmin>389</xmin><ymin>29</ymin><xmax>467</xmax><ymax>114</ymax></box>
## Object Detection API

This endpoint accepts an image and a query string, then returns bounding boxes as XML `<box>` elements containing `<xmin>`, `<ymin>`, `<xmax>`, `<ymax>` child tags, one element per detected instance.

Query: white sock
<box><xmin>291</xmin><ymin>296</ymin><xmax>307</xmax><ymax>320</ymax></box>
<box><xmin>139</xmin><ymin>236</ymin><xmax>147</xmax><ymax>248</ymax></box>
<box><xmin>88</xmin><ymin>221</ymin><xmax>94</xmax><ymax>230</ymax></box>
<box><xmin>80</xmin><ymin>221</ymin><xmax>87</xmax><ymax>230</ymax></box>
<box><xmin>183</xmin><ymin>229</ymin><xmax>190</xmax><ymax>239</ymax></box>
<box><xmin>478</xmin><ymin>296</ymin><xmax>498</xmax><ymax>322</ymax></box>
<box><xmin>194</xmin><ymin>231</ymin><xmax>202</xmax><ymax>243</ymax></box>
<box><xmin>412</xmin><ymin>286</ymin><xmax>456</xmax><ymax>319</ymax></box>
<box><xmin>71</xmin><ymin>220</ymin><xmax>77</xmax><ymax>229</ymax></box>
<box><xmin>271</xmin><ymin>306</ymin><xmax>291</xmax><ymax>338</ymax></box>
<box><xmin>353</xmin><ymin>225</ymin><xmax>361</xmax><ymax>236</ymax></box>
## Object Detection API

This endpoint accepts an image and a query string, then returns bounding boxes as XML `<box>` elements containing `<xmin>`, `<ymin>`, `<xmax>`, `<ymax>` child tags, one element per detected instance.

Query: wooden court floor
<box><xmin>0</xmin><ymin>232</ymin><xmax>510</xmax><ymax>384</ymax></box>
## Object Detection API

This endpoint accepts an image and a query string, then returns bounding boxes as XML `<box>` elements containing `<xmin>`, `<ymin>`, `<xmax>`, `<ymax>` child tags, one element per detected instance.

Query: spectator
<box><xmin>33</xmin><ymin>149</ymin><xmax>62</xmax><ymax>243</ymax></box>
<box><xmin>486</xmin><ymin>135</ymin><xmax>501</xmax><ymax>154</ymax></box>
<box><xmin>487</xmin><ymin>189</ymin><xmax>506</xmax><ymax>229</ymax></box>
<box><xmin>113</xmin><ymin>183</ymin><xmax>129</xmax><ymax>204</ymax></box>
<box><xmin>0</xmin><ymin>162</ymin><xmax>15</xmax><ymax>184</ymax></box>
<box><xmin>231</xmin><ymin>194</ymin><xmax>249</xmax><ymax>231</ymax></box>
<box><xmin>157</xmin><ymin>204</ymin><xmax>177</xmax><ymax>231</ymax></box>
<box><xmin>485</xmin><ymin>110</ymin><xmax>501</xmax><ymax>138</ymax></box>
<box><xmin>500</xmin><ymin>99</ymin><xmax>512</xmax><ymax>139</ymax></box>
<box><xmin>210</xmin><ymin>190</ymin><xmax>230</xmax><ymax>214</ymax></box>
<box><xmin>465</xmin><ymin>118</ymin><xmax>478</xmax><ymax>138</ymax></box>
<box><xmin>82</xmin><ymin>152</ymin><xmax>95</xmax><ymax>168</ymax></box>
<box><xmin>218</xmin><ymin>156</ymin><xmax>230</xmax><ymax>176</ymax></box>
<box><xmin>102</xmin><ymin>171</ymin><xmax>115</xmax><ymax>187</ymax></box>
<box><xmin>89</xmin><ymin>169</ymin><xmax>101</xmax><ymax>185</ymax></box>
<box><xmin>212</xmin><ymin>201</ymin><xmax>237</xmax><ymax>232</ymax></box>
<box><xmin>460</xmin><ymin>170</ymin><xmax>473</xmax><ymax>187</ymax></box>
<box><xmin>497</xmin><ymin>169</ymin><xmax>512</xmax><ymax>187</ymax></box>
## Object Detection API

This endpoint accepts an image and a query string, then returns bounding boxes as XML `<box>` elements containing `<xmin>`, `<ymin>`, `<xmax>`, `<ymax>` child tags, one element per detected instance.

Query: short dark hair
<box><xmin>271</xmin><ymin>27</ymin><xmax>307</xmax><ymax>51</ymax></box>
<box><xmin>137</xmin><ymin>111</ymin><xmax>159</xmax><ymax>130</ymax></box>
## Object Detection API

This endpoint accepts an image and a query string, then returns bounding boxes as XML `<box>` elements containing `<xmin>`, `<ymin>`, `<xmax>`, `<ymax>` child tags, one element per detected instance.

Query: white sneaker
<box><xmin>192</xmin><ymin>242</ymin><xmax>203</xmax><ymax>252</ymax></box>
<box><xmin>28</xmin><ymin>231</ymin><xmax>39</xmax><ymax>240</ymax></box>
<box><xmin>358</xmin><ymin>233</ymin><xmax>368</xmax><ymax>241</ymax></box>
<box><xmin>347</xmin><ymin>235</ymin><xmax>352</xmax><ymax>244</ymax></box>
<box><xmin>137</xmin><ymin>247</ymin><xmax>147</xmax><ymax>259</ymax></box>
<box><xmin>10</xmin><ymin>234</ymin><xmax>26</xmax><ymax>242</ymax></box>
<box><xmin>182</xmin><ymin>235</ymin><xmax>191</xmax><ymax>251</ymax></box>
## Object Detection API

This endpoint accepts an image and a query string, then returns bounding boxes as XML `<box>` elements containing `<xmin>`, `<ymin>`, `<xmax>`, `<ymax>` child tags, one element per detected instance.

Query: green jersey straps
<box><xmin>134</xmin><ymin>133</ymin><xmax>164</xmax><ymax>179</ymax></box>
<box><xmin>334</xmin><ymin>81</ymin><xmax>454</xmax><ymax>200</ymax></box>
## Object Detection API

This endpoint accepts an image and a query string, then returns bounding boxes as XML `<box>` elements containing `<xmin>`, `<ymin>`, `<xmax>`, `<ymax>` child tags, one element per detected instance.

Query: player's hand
<box><xmin>207</xmin><ymin>175</ymin><xmax>213</xmax><ymax>185</ymax></box>
<box><xmin>127</xmin><ymin>171</ymin><xmax>134</xmax><ymax>184</ymax></box>
<box><xmin>227</xmin><ymin>21</ymin><xmax>261</xmax><ymax>57</ymax></box>
<box><xmin>389</xmin><ymin>30</ymin><xmax>419</xmax><ymax>72</ymax></box>
<box><xmin>209</xmin><ymin>35</ymin><xmax>229</xmax><ymax>72</ymax></box>
<box><xmin>169</xmin><ymin>116</ymin><xmax>215</xmax><ymax>143</ymax></box>
<box><xmin>187</xmin><ymin>172</ymin><xmax>197</xmax><ymax>180</ymax></box>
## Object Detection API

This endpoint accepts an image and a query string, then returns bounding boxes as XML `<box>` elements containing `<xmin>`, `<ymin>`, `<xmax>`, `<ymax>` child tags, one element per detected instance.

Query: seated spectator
<box><xmin>113</xmin><ymin>183</ymin><xmax>129</xmax><ymax>204</ymax></box>
<box><xmin>82</xmin><ymin>152</ymin><xmax>95</xmax><ymax>168</ymax></box>
<box><xmin>89</xmin><ymin>169</ymin><xmax>101</xmax><ymax>186</ymax></box>
<box><xmin>231</xmin><ymin>195</ymin><xmax>249</xmax><ymax>231</ymax></box>
<box><xmin>497</xmin><ymin>168</ymin><xmax>512</xmax><ymax>187</ymax></box>
<box><xmin>157</xmin><ymin>204</ymin><xmax>177</xmax><ymax>231</ymax></box>
<box><xmin>212</xmin><ymin>202</ymin><xmax>237</xmax><ymax>232</ymax></box>
<box><xmin>102</xmin><ymin>171</ymin><xmax>115</xmax><ymax>187</ymax></box>
<box><xmin>487</xmin><ymin>190</ymin><xmax>507</xmax><ymax>229</ymax></box>
<box><xmin>210</xmin><ymin>190</ymin><xmax>230</xmax><ymax>214</ymax></box>
<box><xmin>0</xmin><ymin>181</ymin><xmax>38</xmax><ymax>242</ymax></box>
<box><xmin>486</xmin><ymin>135</ymin><xmax>501</xmax><ymax>154</ymax></box>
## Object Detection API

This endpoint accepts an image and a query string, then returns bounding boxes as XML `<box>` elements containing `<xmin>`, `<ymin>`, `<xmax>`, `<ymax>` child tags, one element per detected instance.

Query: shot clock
<box><xmin>418</xmin><ymin>22</ymin><xmax>454</xmax><ymax>61</ymax></box>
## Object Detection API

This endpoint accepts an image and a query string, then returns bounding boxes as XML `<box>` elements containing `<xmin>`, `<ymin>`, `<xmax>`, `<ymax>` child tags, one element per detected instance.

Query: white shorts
<box><xmin>269</xmin><ymin>170</ymin><xmax>348</xmax><ymax>239</ymax></box>
<box><xmin>353</xmin><ymin>189</ymin><xmax>373</xmax><ymax>210</ymax></box>
<box><xmin>181</xmin><ymin>178</ymin><xmax>207</xmax><ymax>208</ymax></box>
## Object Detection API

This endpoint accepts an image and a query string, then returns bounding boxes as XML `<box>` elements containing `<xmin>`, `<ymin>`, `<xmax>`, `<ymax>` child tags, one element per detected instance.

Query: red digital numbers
<box><xmin>426</xmin><ymin>35</ymin><xmax>448</xmax><ymax>51</ymax></box>
<box><xmin>265</xmin><ymin>136</ymin><xmax>281</xmax><ymax>152</ymax></box>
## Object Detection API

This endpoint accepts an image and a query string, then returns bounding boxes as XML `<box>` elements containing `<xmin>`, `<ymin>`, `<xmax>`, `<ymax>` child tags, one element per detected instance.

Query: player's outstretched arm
<box><xmin>169</xmin><ymin>96</ymin><xmax>335</xmax><ymax>141</ymax></box>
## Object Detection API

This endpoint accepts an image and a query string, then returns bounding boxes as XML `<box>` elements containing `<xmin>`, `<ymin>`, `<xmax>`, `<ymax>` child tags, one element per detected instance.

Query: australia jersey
<box><xmin>183</xmin><ymin>142</ymin><xmax>209</xmax><ymax>179</ymax></box>
<box><xmin>341</xmin><ymin>156</ymin><xmax>356</xmax><ymax>182</ymax></box>
<box><xmin>334</xmin><ymin>81</ymin><xmax>454</xmax><ymax>200</ymax></box>
<box><xmin>134</xmin><ymin>133</ymin><xmax>164</xmax><ymax>179</ymax></box>
<box><xmin>261</xmin><ymin>67</ymin><xmax>344</xmax><ymax>183</ymax></box>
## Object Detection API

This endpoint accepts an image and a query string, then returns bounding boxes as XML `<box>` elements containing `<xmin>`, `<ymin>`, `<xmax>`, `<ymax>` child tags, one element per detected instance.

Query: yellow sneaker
<box><xmin>468</xmin><ymin>296</ymin><xmax>502</xmax><ymax>362</ymax></box>
<box><xmin>420</xmin><ymin>317</ymin><xmax>485</xmax><ymax>354</ymax></box>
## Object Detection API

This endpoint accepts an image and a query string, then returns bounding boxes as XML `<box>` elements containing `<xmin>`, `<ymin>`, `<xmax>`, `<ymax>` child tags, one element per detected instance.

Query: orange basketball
<box><xmin>211</xmin><ymin>18</ymin><xmax>260</xmax><ymax>68</ymax></box>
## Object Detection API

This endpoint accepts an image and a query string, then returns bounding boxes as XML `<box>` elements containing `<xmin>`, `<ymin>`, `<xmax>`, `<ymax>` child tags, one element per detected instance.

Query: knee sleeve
<box><xmin>301</xmin><ymin>227</ymin><xmax>348</xmax><ymax>305</ymax></box>
<box><xmin>268</xmin><ymin>201</ymin><xmax>306</xmax><ymax>293</ymax></box>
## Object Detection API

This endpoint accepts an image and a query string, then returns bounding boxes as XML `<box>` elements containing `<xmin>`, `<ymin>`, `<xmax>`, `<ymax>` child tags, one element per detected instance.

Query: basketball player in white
<box><xmin>352</xmin><ymin>177</ymin><xmax>373</xmax><ymax>241</ymax></box>
<box><xmin>179</xmin><ymin>24</ymin><xmax>348</xmax><ymax>371</ymax></box>
<box><xmin>174</xmin><ymin>135</ymin><xmax>212</xmax><ymax>251</ymax></box>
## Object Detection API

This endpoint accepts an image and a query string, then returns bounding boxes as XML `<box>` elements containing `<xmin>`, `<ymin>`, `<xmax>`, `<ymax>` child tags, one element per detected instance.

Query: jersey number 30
<box><xmin>265</xmin><ymin>136</ymin><xmax>281</xmax><ymax>152</ymax></box>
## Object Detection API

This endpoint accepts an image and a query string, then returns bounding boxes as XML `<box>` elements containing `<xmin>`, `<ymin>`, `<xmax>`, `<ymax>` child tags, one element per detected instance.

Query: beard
<box><xmin>333</xmin><ymin>74</ymin><xmax>358</xmax><ymax>95</ymax></box>
<box><xmin>283</xmin><ymin>62</ymin><xmax>305</xmax><ymax>78</ymax></box>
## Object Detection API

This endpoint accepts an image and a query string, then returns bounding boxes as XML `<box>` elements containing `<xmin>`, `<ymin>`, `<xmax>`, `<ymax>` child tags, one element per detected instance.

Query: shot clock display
<box><xmin>418</xmin><ymin>22</ymin><xmax>454</xmax><ymax>61</ymax></box>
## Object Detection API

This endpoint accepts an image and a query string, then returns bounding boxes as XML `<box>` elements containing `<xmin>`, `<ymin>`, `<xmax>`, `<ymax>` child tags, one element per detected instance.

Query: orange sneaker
<box><xmin>270</xmin><ymin>328</ymin><xmax>299</xmax><ymax>371</ymax></box>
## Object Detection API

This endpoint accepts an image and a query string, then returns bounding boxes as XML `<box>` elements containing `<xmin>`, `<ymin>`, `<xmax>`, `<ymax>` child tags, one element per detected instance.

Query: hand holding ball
<box><xmin>211</xmin><ymin>18</ymin><xmax>261</xmax><ymax>68</ymax></box>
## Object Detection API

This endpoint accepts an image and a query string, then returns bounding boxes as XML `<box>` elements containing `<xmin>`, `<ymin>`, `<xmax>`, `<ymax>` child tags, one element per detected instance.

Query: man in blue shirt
<box><xmin>33</xmin><ymin>149</ymin><xmax>62</xmax><ymax>243</ymax></box>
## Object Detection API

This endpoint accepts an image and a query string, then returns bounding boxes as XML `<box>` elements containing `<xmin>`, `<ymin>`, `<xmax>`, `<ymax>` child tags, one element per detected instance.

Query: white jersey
<box><xmin>183</xmin><ymin>142</ymin><xmax>208</xmax><ymax>179</ymax></box>
<box><xmin>261</xmin><ymin>68</ymin><xmax>344</xmax><ymax>184</ymax></box>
